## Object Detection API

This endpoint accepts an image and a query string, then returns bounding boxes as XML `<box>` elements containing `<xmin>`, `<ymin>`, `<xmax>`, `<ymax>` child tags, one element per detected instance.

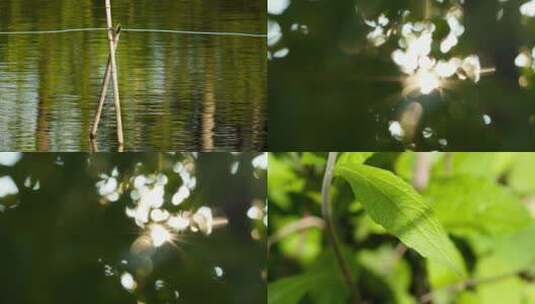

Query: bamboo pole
<box><xmin>90</xmin><ymin>26</ymin><xmax>121</xmax><ymax>140</ymax></box>
<box><xmin>104</xmin><ymin>0</ymin><xmax>124</xmax><ymax>146</ymax></box>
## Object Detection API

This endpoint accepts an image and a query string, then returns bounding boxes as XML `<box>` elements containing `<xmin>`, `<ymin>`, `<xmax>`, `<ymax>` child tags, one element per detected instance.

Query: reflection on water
<box><xmin>269</xmin><ymin>0</ymin><xmax>535</xmax><ymax>150</ymax></box>
<box><xmin>0</xmin><ymin>0</ymin><xmax>266</xmax><ymax>151</ymax></box>
<box><xmin>0</xmin><ymin>152</ymin><xmax>266</xmax><ymax>304</ymax></box>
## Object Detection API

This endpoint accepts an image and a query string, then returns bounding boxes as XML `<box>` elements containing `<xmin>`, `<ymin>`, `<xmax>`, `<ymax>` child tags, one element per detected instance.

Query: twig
<box><xmin>90</xmin><ymin>26</ymin><xmax>121</xmax><ymax>140</ymax></box>
<box><xmin>267</xmin><ymin>216</ymin><xmax>325</xmax><ymax>248</ymax></box>
<box><xmin>321</xmin><ymin>152</ymin><xmax>361</xmax><ymax>303</ymax></box>
<box><xmin>105</xmin><ymin>0</ymin><xmax>124</xmax><ymax>147</ymax></box>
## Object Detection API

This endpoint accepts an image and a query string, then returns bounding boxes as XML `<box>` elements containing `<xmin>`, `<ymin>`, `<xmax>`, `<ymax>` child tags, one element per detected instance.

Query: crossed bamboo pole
<box><xmin>90</xmin><ymin>0</ymin><xmax>124</xmax><ymax>148</ymax></box>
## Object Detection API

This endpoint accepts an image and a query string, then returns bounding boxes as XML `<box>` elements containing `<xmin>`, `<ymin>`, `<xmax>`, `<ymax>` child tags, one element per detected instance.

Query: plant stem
<box><xmin>104</xmin><ymin>0</ymin><xmax>124</xmax><ymax>147</ymax></box>
<box><xmin>90</xmin><ymin>26</ymin><xmax>121</xmax><ymax>140</ymax></box>
<box><xmin>321</xmin><ymin>152</ymin><xmax>361</xmax><ymax>304</ymax></box>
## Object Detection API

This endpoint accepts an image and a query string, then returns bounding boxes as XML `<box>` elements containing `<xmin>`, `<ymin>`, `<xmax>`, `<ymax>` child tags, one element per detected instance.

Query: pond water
<box><xmin>0</xmin><ymin>0</ymin><xmax>266</xmax><ymax>152</ymax></box>
<box><xmin>0</xmin><ymin>152</ymin><xmax>267</xmax><ymax>303</ymax></box>
<box><xmin>269</xmin><ymin>0</ymin><xmax>535</xmax><ymax>150</ymax></box>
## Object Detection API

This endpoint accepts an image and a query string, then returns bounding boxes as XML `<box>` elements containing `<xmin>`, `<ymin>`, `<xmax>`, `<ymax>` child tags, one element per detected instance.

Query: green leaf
<box><xmin>337</xmin><ymin>152</ymin><xmax>374</xmax><ymax>167</ymax></box>
<box><xmin>457</xmin><ymin>291</ymin><xmax>482</xmax><ymax>304</ymax></box>
<box><xmin>427</xmin><ymin>258</ymin><xmax>468</xmax><ymax>289</ymax></box>
<box><xmin>395</xmin><ymin>152</ymin><xmax>516</xmax><ymax>183</ymax></box>
<box><xmin>442</xmin><ymin>153</ymin><xmax>516</xmax><ymax>179</ymax></box>
<box><xmin>268</xmin><ymin>249</ymin><xmax>352</xmax><ymax>304</ymax></box>
<box><xmin>357</xmin><ymin>245</ymin><xmax>414</xmax><ymax>304</ymax></box>
<box><xmin>306</xmin><ymin>250</ymin><xmax>353</xmax><ymax>304</ymax></box>
<box><xmin>335</xmin><ymin>163</ymin><xmax>465</xmax><ymax>275</ymax></box>
<box><xmin>353</xmin><ymin>213</ymin><xmax>387</xmax><ymax>242</ymax></box>
<box><xmin>268</xmin><ymin>273</ymin><xmax>323</xmax><ymax>304</ymax></box>
<box><xmin>301</xmin><ymin>152</ymin><xmax>326</xmax><ymax>167</ymax></box>
<box><xmin>268</xmin><ymin>154</ymin><xmax>305</xmax><ymax>209</ymax></box>
<box><xmin>474</xmin><ymin>256</ymin><xmax>524</xmax><ymax>304</ymax></box>
<box><xmin>488</xmin><ymin>223</ymin><xmax>535</xmax><ymax>273</ymax></box>
<box><xmin>424</xmin><ymin>176</ymin><xmax>531</xmax><ymax>237</ymax></box>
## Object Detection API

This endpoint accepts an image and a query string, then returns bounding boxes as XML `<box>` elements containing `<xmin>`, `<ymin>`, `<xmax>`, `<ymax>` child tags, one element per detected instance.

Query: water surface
<box><xmin>0</xmin><ymin>152</ymin><xmax>267</xmax><ymax>303</ymax></box>
<box><xmin>0</xmin><ymin>0</ymin><xmax>266</xmax><ymax>151</ymax></box>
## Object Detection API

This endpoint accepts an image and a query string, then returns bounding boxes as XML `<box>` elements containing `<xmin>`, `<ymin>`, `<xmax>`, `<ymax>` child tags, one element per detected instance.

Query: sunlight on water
<box><xmin>0</xmin><ymin>152</ymin><xmax>22</xmax><ymax>166</ymax></box>
<box><xmin>120</xmin><ymin>271</ymin><xmax>138</xmax><ymax>292</ymax></box>
<box><xmin>520</xmin><ymin>0</ymin><xmax>535</xmax><ymax>17</ymax></box>
<box><xmin>93</xmin><ymin>152</ymin><xmax>266</xmax><ymax>302</ymax></box>
<box><xmin>0</xmin><ymin>176</ymin><xmax>18</xmax><ymax>198</ymax></box>
<box><xmin>0</xmin><ymin>152</ymin><xmax>266</xmax><ymax>303</ymax></box>
<box><xmin>269</xmin><ymin>0</ymin><xmax>535</xmax><ymax>150</ymax></box>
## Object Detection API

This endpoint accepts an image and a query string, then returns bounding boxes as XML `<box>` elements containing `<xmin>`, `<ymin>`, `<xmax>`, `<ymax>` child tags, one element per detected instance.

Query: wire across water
<box><xmin>0</xmin><ymin>27</ymin><xmax>266</xmax><ymax>37</ymax></box>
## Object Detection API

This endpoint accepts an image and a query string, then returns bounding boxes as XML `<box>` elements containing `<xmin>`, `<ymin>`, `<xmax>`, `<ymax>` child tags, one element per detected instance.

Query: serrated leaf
<box><xmin>424</xmin><ymin>176</ymin><xmax>531</xmax><ymax>237</ymax></box>
<box><xmin>335</xmin><ymin>163</ymin><xmax>465</xmax><ymax>275</ymax></box>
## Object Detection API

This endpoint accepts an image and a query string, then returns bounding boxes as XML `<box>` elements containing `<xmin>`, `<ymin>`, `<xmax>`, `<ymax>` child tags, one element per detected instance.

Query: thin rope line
<box><xmin>122</xmin><ymin>28</ymin><xmax>266</xmax><ymax>37</ymax></box>
<box><xmin>0</xmin><ymin>28</ymin><xmax>107</xmax><ymax>35</ymax></box>
<box><xmin>0</xmin><ymin>27</ymin><xmax>266</xmax><ymax>37</ymax></box>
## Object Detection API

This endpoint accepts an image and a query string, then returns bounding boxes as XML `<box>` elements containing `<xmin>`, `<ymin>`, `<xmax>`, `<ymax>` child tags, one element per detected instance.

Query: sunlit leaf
<box><xmin>335</xmin><ymin>163</ymin><xmax>466</xmax><ymax>275</ymax></box>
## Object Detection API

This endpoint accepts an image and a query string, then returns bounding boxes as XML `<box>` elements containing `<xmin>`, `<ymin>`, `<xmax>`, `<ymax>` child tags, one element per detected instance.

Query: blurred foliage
<box><xmin>268</xmin><ymin>152</ymin><xmax>535</xmax><ymax>304</ymax></box>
